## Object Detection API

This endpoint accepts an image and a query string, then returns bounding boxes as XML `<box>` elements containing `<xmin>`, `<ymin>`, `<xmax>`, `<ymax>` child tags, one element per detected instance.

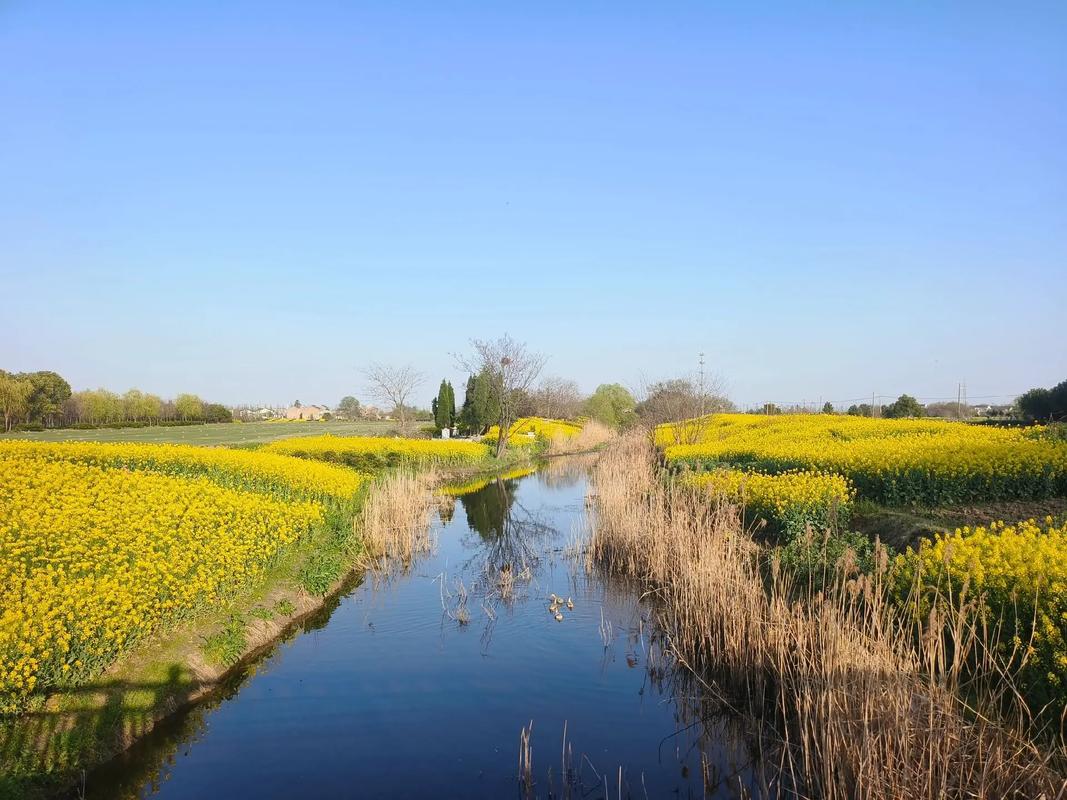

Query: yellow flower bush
<box><xmin>439</xmin><ymin>465</ymin><xmax>539</xmax><ymax>496</ymax></box>
<box><xmin>892</xmin><ymin>518</ymin><xmax>1067</xmax><ymax>702</ymax></box>
<box><xmin>0</xmin><ymin>440</ymin><xmax>365</xmax><ymax>502</ymax></box>
<box><xmin>483</xmin><ymin>417</ymin><xmax>583</xmax><ymax>447</ymax></box>
<box><xmin>690</xmin><ymin>468</ymin><xmax>855</xmax><ymax>539</ymax></box>
<box><xmin>263</xmin><ymin>435</ymin><xmax>490</xmax><ymax>471</ymax></box>
<box><xmin>0</xmin><ymin>457</ymin><xmax>323</xmax><ymax>713</ymax></box>
<box><xmin>660</xmin><ymin>414</ymin><xmax>1067</xmax><ymax>506</ymax></box>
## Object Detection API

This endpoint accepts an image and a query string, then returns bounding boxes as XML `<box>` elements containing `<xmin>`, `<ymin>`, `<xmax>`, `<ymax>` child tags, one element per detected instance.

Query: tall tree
<box><xmin>532</xmin><ymin>376</ymin><xmax>583</xmax><ymax>419</ymax></box>
<box><xmin>459</xmin><ymin>371</ymin><xmax>502</xmax><ymax>435</ymax></box>
<box><xmin>882</xmin><ymin>394</ymin><xmax>923</xmax><ymax>419</ymax></box>
<box><xmin>584</xmin><ymin>383</ymin><xmax>637</xmax><ymax>428</ymax></box>
<box><xmin>175</xmin><ymin>393</ymin><xmax>203</xmax><ymax>421</ymax></box>
<box><xmin>445</xmin><ymin>381</ymin><xmax>456</xmax><ymax>427</ymax></box>
<box><xmin>457</xmin><ymin>335</ymin><xmax>546</xmax><ymax>457</ymax></box>
<box><xmin>336</xmin><ymin>396</ymin><xmax>361</xmax><ymax>420</ymax></box>
<box><xmin>1018</xmin><ymin>381</ymin><xmax>1067</xmax><ymax>422</ymax></box>
<box><xmin>123</xmin><ymin>389</ymin><xmax>147</xmax><ymax>421</ymax></box>
<box><xmin>0</xmin><ymin>373</ymin><xmax>33</xmax><ymax>431</ymax></box>
<box><xmin>636</xmin><ymin>378</ymin><xmax>734</xmax><ymax>426</ymax></box>
<box><xmin>434</xmin><ymin>379</ymin><xmax>453</xmax><ymax>432</ymax></box>
<box><xmin>22</xmin><ymin>371</ymin><xmax>71</xmax><ymax>426</ymax></box>
<box><xmin>363</xmin><ymin>362</ymin><xmax>425</xmax><ymax>434</ymax></box>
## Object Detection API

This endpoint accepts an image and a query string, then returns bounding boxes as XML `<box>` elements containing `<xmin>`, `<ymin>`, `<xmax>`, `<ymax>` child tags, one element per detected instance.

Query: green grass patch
<box><xmin>202</xmin><ymin>615</ymin><xmax>248</xmax><ymax>668</ymax></box>
<box><xmin>0</xmin><ymin>420</ymin><xmax>398</xmax><ymax>447</ymax></box>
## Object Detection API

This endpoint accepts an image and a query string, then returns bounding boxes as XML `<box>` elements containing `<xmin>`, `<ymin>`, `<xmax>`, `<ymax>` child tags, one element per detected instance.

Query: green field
<box><xmin>0</xmin><ymin>420</ymin><xmax>399</xmax><ymax>447</ymax></box>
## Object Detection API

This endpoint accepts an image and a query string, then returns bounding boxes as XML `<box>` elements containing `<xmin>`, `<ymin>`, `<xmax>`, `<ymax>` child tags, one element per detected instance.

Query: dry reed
<box><xmin>545</xmin><ymin>421</ymin><xmax>616</xmax><ymax>456</ymax></box>
<box><xmin>357</xmin><ymin>469</ymin><xmax>438</xmax><ymax>568</ymax></box>
<box><xmin>588</xmin><ymin>432</ymin><xmax>1066</xmax><ymax>799</ymax></box>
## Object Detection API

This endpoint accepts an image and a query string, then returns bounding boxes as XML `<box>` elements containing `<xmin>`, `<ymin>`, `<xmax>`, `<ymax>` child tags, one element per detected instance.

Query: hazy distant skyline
<box><xmin>3</xmin><ymin>2</ymin><xmax>1065</xmax><ymax>409</ymax></box>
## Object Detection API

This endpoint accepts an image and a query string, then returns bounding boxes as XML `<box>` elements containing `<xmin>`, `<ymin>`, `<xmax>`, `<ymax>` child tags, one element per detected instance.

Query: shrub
<box><xmin>779</xmin><ymin>529</ymin><xmax>874</xmax><ymax>589</ymax></box>
<box><xmin>892</xmin><ymin>518</ymin><xmax>1067</xmax><ymax>708</ymax></box>
<box><xmin>690</xmin><ymin>468</ymin><xmax>855</xmax><ymax>540</ymax></box>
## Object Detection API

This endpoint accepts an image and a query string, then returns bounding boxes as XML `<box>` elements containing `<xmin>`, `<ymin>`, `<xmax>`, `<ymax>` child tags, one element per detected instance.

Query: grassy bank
<box><xmin>0</xmin><ymin>431</ymin><xmax>547</xmax><ymax>799</ymax></box>
<box><xmin>0</xmin><ymin>439</ymin><xmax>379</xmax><ymax>798</ymax></box>
<box><xmin>0</xmin><ymin>432</ymin><xmax>540</xmax><ymax>798</ymax></box>
<box><xmin>0</xmin><ymin>419</ymin><xmax>397</xmax><ymax>447</ymax></box>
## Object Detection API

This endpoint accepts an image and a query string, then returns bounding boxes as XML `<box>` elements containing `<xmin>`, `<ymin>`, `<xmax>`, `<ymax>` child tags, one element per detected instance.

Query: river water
<box><xmin>83</xmin><ymin>458</ymin><xmax>758</xmax><ymax>799</ymax></box>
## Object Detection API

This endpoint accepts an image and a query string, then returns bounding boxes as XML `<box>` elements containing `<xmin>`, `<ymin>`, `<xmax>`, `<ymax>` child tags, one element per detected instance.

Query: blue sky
<box><xmin>2</xmin><ymin>2</ymin><xmax>1064</xmax><ymax>409</ymax></box>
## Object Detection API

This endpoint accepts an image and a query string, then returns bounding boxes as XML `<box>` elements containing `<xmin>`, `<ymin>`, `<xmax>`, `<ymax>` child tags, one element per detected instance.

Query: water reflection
<box><xmin>459</xmin><ymin>475</ymin><xmax>518</xmax><ymax>540</ymax></box>
<box><xmin>77</xmin><ymin>458</ymin><xmax>763</xmax><ymax>799</ymax></box>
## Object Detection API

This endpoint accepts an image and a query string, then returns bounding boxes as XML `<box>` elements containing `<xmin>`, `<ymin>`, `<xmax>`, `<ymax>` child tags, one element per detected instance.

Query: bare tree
<box><xmin>531</xmin><ymin>376</ymin><xmax>583</xmax><ymax>419</ymax></box>
<box><xmin>362</xmin><ymin>362</ymin><xmax>425</xmax><ymax>434</ymax></box>
<box><xmin>457</xmin><ymin>335</ymin><xmax>546</xmax><ymax>457</ymax></box>
<box><xmin>636</xmin><ymin>374</ymin><xmax>734</xmax><ymax>443</ymax></box>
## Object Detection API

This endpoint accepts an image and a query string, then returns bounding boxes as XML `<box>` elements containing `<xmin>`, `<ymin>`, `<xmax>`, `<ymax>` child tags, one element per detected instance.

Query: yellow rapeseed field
<box><xmin>263</xmin><ymin>435</ymin><xmax>490</xmax><ymax>470</ymax></box>
<box><xmin>893</xmin><ymin>518</ymin><xmax>1067</xmax><ymax>701</ymax></box>
<box><xmin>0</xmin><ymin>440</ymin><xmax>366</xmax><ymax>501</ymax></box>
<box><xmin>483</xmin><ymin>417</ymin><xmax>583</xmax><ymax>446</ymax></box>
<box><xmin>439</xmin><ymin>465</ymin><xmax>539</xmax><ymax>496</ymax></box>
<box><xmin>689</xmin><ymin>468</ymin><xmax>855</xmax><ymax>538</ymax></box>
<box><xmin>659</xmin><ymin>413</ymin><xmax>1067</xmax><ymax>506</ymax></box>
<box><xmin>0</xmin><ymin>455</ymin><xmax>324</xmax><ymax>713</ymax></box>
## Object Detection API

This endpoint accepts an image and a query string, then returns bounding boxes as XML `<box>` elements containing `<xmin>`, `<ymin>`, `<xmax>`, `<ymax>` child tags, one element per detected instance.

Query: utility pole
<box><xmin>698</xmin><ymin>352</ymin><xmax>707</xmax><ymax>417</ymax></box>
<box><xmin>956</xmin><ymin>382</ymin><xmax>962</xmax><ymax>420</ymax></box>
<box><xmin>872</xmin><ymin>391</ymin><xmax>877</xmax><ymax>418</ymax></box>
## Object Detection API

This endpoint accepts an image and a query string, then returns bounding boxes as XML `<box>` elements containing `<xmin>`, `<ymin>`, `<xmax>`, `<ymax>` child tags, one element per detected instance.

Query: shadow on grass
<box><xmin>0</xmin><ymin>665</ymin><xmax>195</xmax><ymax>799</ymax></box>
<box><xmin>1</xmin><ymin>573</ymin><xmax>364</xmax><ymax>800</ymax></box>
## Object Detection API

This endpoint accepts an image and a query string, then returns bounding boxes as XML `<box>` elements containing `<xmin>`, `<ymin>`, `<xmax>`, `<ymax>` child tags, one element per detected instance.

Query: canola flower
<box><xmin>0</xmin><ymin>458</ymin><xmax>323</xmax><ymax>713</ymax></box>
<box><xmin>439</xmin><ymin>465</ymin><xmax>539</xmax><ymax>497</ymax></box>
<box><xmin>263</xmin><ymin>435</ymin><xmax>490</xmax><ymax>471</ymax></box>
<box><xmin>0</xmin><ymin>440</ymin><xmax>366</xmax><ymax>502</ymax></box>
<box><xmin>892</xmin><ymin>518</ymin><xmax>1067</xmax><ymax>699</ymax></box>
<box><xmin>483</xmin><ymin>417</ymin><xmax>583</xmax><ymax>447</ymax></box>
<box><xmin>659</xmin><ymin>414</ymin><xmax>1067</xmax><ymax>506</ymax></box>
<box><xmin>689</xmin><ymin>468</ymin><xmax>855</xmax><ymax>539</ymax></box>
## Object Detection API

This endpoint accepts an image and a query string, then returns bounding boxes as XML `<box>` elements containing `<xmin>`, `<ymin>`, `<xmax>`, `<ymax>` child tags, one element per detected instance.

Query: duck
<box><xmin>554</xmin><ymin>612</ymin><xmax>564</xmax><ymax>622</ymax></box>
<box><xmin>548</xmin><ymin>603</ymin><xmax>558</xmax><ymax>613</ymax></box>
<box><xmin>566</xmin><ymin>598</ymin><xmax>574</xmax><ymax>610</ymax></box>
<box><xmin>549</xmin><ymin>593</ymin><xmax>560</xmax><ymax>603</ymax></box>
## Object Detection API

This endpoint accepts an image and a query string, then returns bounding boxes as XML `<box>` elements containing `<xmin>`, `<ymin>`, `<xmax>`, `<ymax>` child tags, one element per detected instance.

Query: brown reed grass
<box><xmin>545</xmin><ymin>420</ymin><xmax>616</xmax><ymax>456</ymax></box>
<box><xmin>588</xmin><ymin>431</ymin><xmax>1066</xmax><ymax>799</ymax></box>
<box><xmin>357</xmin><ymin>469</ymin><xmax>438</xmax><ymax>567</ymax></box>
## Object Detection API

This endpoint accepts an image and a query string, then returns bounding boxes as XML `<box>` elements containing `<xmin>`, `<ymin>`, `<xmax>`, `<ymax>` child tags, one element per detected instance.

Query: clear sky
<box><xmin>2</xmin><ymin>1</ymin><xmax>1064</xmax><ymax>410</ymax></box>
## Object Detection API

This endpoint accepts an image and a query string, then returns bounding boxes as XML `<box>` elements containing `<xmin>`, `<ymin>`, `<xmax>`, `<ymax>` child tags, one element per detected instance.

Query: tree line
<box><xmin>1017</xmin><ymin>379</ymin><xmax>1067</xmax><ymax>423</ymax></box>
<box><xmin>0</xmin><ymin>369</ymin><xmax>232</xmax><ymax>432</ymax></box>
<box><xmin>752</xmin><ymin>382</ymin><xmax>1067</xmax><ymax>423</ymax></box>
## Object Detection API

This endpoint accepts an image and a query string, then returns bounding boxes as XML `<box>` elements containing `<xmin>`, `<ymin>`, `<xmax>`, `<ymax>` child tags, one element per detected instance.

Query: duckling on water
<box><xmin>566</xmin><ymin>598</ymin><xmax>574</xmax><ymax>610</ymax></box>
<box><xmin>554</xmin><ymin>612</ymin><xmax>564</xmax><ymax>622</ymax></box>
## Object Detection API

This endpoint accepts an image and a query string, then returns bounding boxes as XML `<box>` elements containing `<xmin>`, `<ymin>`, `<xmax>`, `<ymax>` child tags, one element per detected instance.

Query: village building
<box><xmin>285</xmin><ymin>404</ymin><xmax>330</xmax><ymax>421</ymax></box>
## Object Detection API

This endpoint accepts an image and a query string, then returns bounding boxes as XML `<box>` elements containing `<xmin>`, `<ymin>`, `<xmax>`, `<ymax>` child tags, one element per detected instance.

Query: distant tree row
<box><xmin>0</xmin><ymin>369</ymin><xmax>231</xmax><ymax>431</ymax></box>
<box><xmin>1017</xmin><ymin>379</ymin><xmax>1067</xmax><ymax>423</ymax></box>
<box><xmin>447</xmin><ymin>371</ymin><xmax>732</xmax><ymax>435</ymax></box>
<box><xmin>840</xmin><ymin>394</ymin><xmax>939</xmax><ymax>419</ymax></box>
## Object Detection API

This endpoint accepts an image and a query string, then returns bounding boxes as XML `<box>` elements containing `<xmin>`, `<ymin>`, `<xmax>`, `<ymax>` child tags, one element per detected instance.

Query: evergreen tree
<box><xmin>458</xmin><ymin>371</ymin><xmax>499</xmax><ymax>435</ymax></box>
<box><xmin>444</xmin><ymin>380</ymin><xmax>456</xmax><ymax>428</ymax></box>
<box><xmin>434</xmin><ymin>380</ymin><xmax>451</xmax><ymax>432</ymax></box>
